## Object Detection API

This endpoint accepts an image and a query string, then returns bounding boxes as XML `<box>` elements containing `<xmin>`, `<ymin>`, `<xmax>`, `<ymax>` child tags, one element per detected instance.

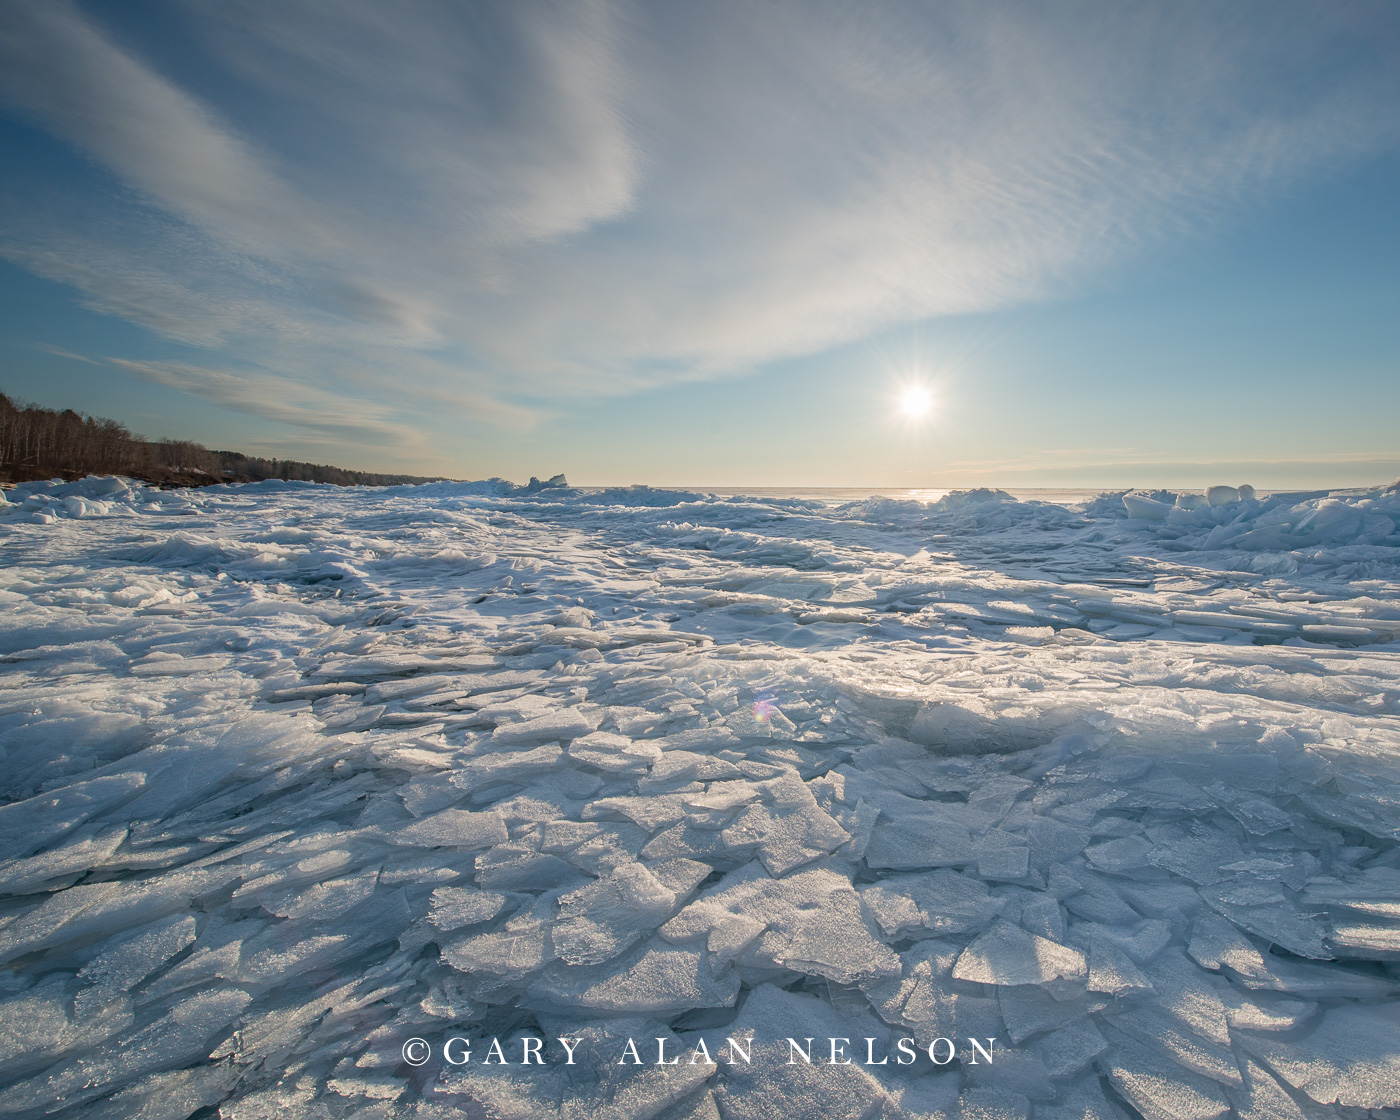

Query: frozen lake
<box><xmin>2</xmin><ymin>476</ymin><xmax>1399</xmax><ymax>1118</ymax></box>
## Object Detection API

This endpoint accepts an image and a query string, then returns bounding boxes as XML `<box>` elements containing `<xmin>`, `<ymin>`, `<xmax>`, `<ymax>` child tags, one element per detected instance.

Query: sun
<box><xmin>899</xmin><ymin>386</ymin><xmax>933</xmax><ymax>420</ymax></box>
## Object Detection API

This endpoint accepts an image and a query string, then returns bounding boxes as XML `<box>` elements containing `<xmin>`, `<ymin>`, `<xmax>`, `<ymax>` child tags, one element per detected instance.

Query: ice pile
<box><xmin>1</xmin><ymin>476</ymin><xmax>1399</xmax><ymax>1118</ymax></box>
<box><xmin>0</xmin><ymin>476</ymin><xmax>152</xmax><ymax>523</ymax></box>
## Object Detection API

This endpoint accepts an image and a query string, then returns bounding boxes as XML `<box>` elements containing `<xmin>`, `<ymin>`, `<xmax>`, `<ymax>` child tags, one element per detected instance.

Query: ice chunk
<box><xmin>857</xmin><ymin>868</ymin><xmax>1004</xmax><ymax>938</ymax></box>
<box><xmin>1221</xmin><ymin>989</ymin><xmax>1317</xmax><ymax>1032</ymax></box>
<box><xmin>1017</xmin><ymin>896</ymin><xmax>1065</xmax><ymax>943</ymax></box>
<box><xmin>78</xmin><ymin>1064</ymin><xmax>237</xmax><ymax>1120</ymax></box>
<box><xmin>0</xmin><ymin>824</ymin><xmax>129</xmax><ymax>894</ymax></box>
<box><xmin>1114</xmin><ymin>880</ymin><xmax>1203</xmax><ymax>921</ymax></box>
<box><xmin>711</xmin><ymin>984</ymin><xmax>900</xmax><ymax>1120</ymax></box>
<box><xmin>427</xmin><ymin>886</ymin><xmax>508</xmax><ymax>931</ymax></box>
<box><xmin>862</xmin><ymin>791</ymin><xmax>990</xmax><ymax>869</ymax></box>
<box><xmin>1123</xmin><ymin>494</ymin><xmax>1172</xmax><ymax>521</ymax></box>
<box><xmin>1061</xmin><ymin>878</ymin><xmax>1142</xmax><ymax>926</ymax></box>
<box><xmin>684</xmin><ymin>779</ymin><xmax>761</xmax><ymax>813</ymax></box>
<box><xmin>1201</xmin><ymin>892</ymin><xmax>1328</xmax><ymax>960</ymax></box>
<box><xmin>75</xmin><ymin>914</ymin><xmax>197</xmax><ymax>1017</ymax></box>
<box><xmin>977</xmin><ymin>845</ymin><xmax>1030</xmax><ymax>881</ymax></box>
<box><xmin>1071</xmin><ymin>916</ymin><xmax>1171</xmax><ymax>963</ymax></box>
<box><xmin>1225</xmin><ymin>951</ymin><xmax>1394</xmax><ymax>999</ymax></box>
<box><xmin>719</xmin><ymin>775</ymin><xmax>849</xmax><ymax>875</ymax></box>
<box><xmin>0</xmin><ymin>989</ymin><xmax>251</xmax><ymax>1115</ymax></box>
<box><xmin>1186</xmin><ymin>911</ymin><xmax>1267</xmax><ymax>978</ymax></box>
<box><xmin>566</xmin><ymin>730</ymin><xmax>661</xmax><ymax>772</ymax></box>
<box><xmin>389</xmin><ymin>808</ymin><xmax>508</xmax><ymax>849</ymax></box>
<box><xmin>1029</xmin><ymin>1018</ymin><xmax>1108</xmax><ymax>1078</ymax></box>
<box><xmin>1081</xmin><ymin>936</ymin><xmax>1154</xmax><ymax>998</ymax></box>
<box><xmin>0</xmin><ymin>978</ymin><xmax>132</xmax><ymax>1084</ymax></box>
<box><xmin>1027</xmin><ymin>818</ymin><xmax>1092</xmax><ymax>866</ymax></box>
<box><xmin>1035</xmin><ymin>1079</ymin><xmax>1130</xmax><ymax>1120</ymax></box>
<box><xmin>441</xmin><ymin>906</ymin><xmax>555</xmax><ymax>983</ymax></box>
<box><xmin>1301</xmin><ymin>864</ymin><xmax>1400</xmax><ymax>916</ymax></box>
<box><xmin>1084</xmin><ymin>836</ymin><xmax>1154</xmax><ymax>874</ymax></box>
<box><xmin>1239</xmin><ymin>1001</ymin><xmax>1400</xmax><ymax>1110</ymax></box>
<box><xmin>953</xmin><ymin>921</ymin><xmax>1087</xmax><ymax>986</ymax></box>
<box><xmin>475</xmin><ymin>844</ymin><xmax>580</xmax><ymax>891</ymax></box>
<box><xmin>257</xmin><ymin>867</ymin><xmax>379</xmax><ymax>919</ymax></box>
<box><xmin>862</xmin><ymin>940</ymin><xmax>960</xmax><ymax>1041</ymax></box>
<box><xmin>1141</xmin><ymin>949</ymin><xmax>1230</xmax><ymax>1047</ymax></box>
<box><xmin>438</xmin><ymin>1019</ymin><xmax>711</xmax><ymax>1120</ymax></box>
<box><xmin>954</xmin><ymin>1087</ymin><xmax>1031</xmax><ymax>1120</ymax></box>
<box><xmin>1203</xmin><ymin>782</ymin><xmax>1292</xmax><ymax>836</ymax></box>
<box><xmin>492</xmin><ymin>707</ymin><xmax>601</xmax><ymax>744</ymax></box>
<box><xmin>1097</xmin><ymin>1024</ymin><xmax>1230</xmax><ymax>1120</ymax></box>
<box><xmin>528</xmin><ymin>938</ymin><xmax>738</xmax><ymax>1013</ymax></box>
<box><xmin>640</xmin><ymin>820</ymin><xmax>742</xmax><ymax>862</ymax></box>
<box><xmin>1106</xmin><ymin>1005</ymin><xmax>1242</xmax><ymax>1088</ymax></box>
<box><xmin>642</xmin><ymin>750</ymin><xmax>744</xmax><ymax>789</ymax></box>
<box><xmin>998</xmin><ymin>985</ymin><xmax>1097</xmax><ymax>1044</ymax></box>
<box><xmin>1148</xmin><ymin>833</ymin><xmax>1243</xmax><ymax>885</ymax></box>
<box><xmin>0</xmin><ymin>866</ymin><xmax>240</xmax><ymax>966</ymax></box>
<box><xmin>1228</xmin><ymin>1058</ymin><xmax>1308</xmax><ymax>1120</ymax></box>
<box><xmin>964</xmin><ymin>1047</ymin><xmax>1057</xmax><ymax>1101</ymax></box>
<box><xmin>662</xmin><ymin>864</ymin><xmax>900</xmax><ymax>986</ymax></box>
<box><xmin>0</xmin><ymin>772</ymin><xmax>146</xmax><ymax>860</ymax></box>
<box><xmin>449</xmin><ymin>744</ymin><xmax>565</xmax><ymax>793</ymax></box>
<box><xmin>552</xmin><ymin>862</ymin><xmax>682</xmax><ymax>965</ymax></box>
<box><xmin>238</xmin><ymin>928</ymin><xmax>357</xmax><ymax>987</ymax></box>
<box><xmin>1329</xmin><ymin>919</ymin><xmax>1400</xmax><ymax>953</ymax></box>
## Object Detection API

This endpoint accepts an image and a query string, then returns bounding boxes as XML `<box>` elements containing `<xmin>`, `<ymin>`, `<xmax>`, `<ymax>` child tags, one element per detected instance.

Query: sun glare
<box><xmin>899</xmin><ymin>386</ymin><xmax>933</xmax><ymax>420</ymax></box>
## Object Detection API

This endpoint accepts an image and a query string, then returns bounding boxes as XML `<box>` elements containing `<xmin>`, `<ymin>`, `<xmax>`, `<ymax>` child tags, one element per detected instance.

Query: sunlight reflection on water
<box><xmin>697</xmin><ymin>486</ymin><xmax>1110</xmax><ymax>506</ymax></box>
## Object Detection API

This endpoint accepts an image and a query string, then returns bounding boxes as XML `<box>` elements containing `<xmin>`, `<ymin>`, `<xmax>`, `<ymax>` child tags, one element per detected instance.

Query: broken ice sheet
<box><xmin>858</xmin><ymin>867</ymin><xmax>1005</xmax><ymax>938</ymax></box>
<box><xmin>1239</xmin><ymin>1001</ymin><xmax>1400</xmax><ymax>1110</ymax></box>
<box><xmin>256</xmin><ymin>865</ymin><xmax>380</xmax><ymax>919</ymax></box>
<box><xmin>552</xmin><ymin>861</ymin><xmax>685</xmax><ymax>965</ymax></box>
<box><xmin>566</xmin><ymin>730</ymin><xmax>662</xmax><ymax>773</ymax></box>
<box><xmin>1186</xmin><ymin>910</ymin><xmax>1268</xmax><ymax>978</ymax></box>
<box><xmin>437</xmin><ymin>1019</ymin><xmax>712</xmax><ymax>1120</ymax></box>
<box><xmin>8</xmin><ymin>475</ymin><xmax>1400</xmax><ymax>1117</ymax></box>
<box><xmin>999</xmin><ymin>985</ymin><xmax>1102</xmax><ymax>1045</ymax></box>
<box><xmin>953</xmin><ymin>920</ymin><xmax>1087</xmax><ymax>986</ymax></box>
<box><xmin>1028</xmin><ymin>1018</ymin><xmax>1109</xmax><ymax>1079</ymax></box>
<box><xmin>1097</xmin><ymin>1023</ymin><xmax>1231</xmax><ymax>1120</ymax></box>
<box><xmin>661</xmin><ymin>862</ymin><xmax>900</xmax><ymax>986</ymax></box>
<box><xmin>527</xmin><ymin>938</ymin><xmax>739</xmax><ymax>1014</ymax></box>
<box><xmin>74</xmin><ymin>914</ymin><xmax>197</xmax><ymax>1016</ymax></box>
<box><xmin>1105</xmin><ymin>1003</ymin><xmax>1243</xmax><ymax>1089</ymax></box>
<box><xmin>711</xmin><ymin>984</ymin><xmax>903</xmax><ymax>1120</ymax></box>
<box><xmin>427</xmin><ymin>885</ymin><xmax>509</xmax><ymax>931</ymax></box>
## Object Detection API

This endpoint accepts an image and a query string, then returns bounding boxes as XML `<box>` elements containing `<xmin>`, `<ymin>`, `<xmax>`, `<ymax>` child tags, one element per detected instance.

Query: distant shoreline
<box><xmin>0</xmin><ymin>389</ymin><xmax>444</xmax><ymax>489</ymax></box>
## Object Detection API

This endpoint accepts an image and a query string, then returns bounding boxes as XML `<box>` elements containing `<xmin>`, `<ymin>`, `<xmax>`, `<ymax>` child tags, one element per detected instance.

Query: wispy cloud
<box><xmin>110</xmin><ymin>358</ymin><xmax>421</xmax><ymax>445</ymax></box>
<box><xmin>34</xmin><ymin>343</ymin><xmax>100</xmax><ymax>364</ymax></box>
<box><xmin>0</xmin><ymin>2</ymin><xmax>335</xmax><ymax>262</ymax></box>
<box><xmin>1</xmin><ymin>0</ymin><xmax>1397</xmax><ymax>435</ymax></box>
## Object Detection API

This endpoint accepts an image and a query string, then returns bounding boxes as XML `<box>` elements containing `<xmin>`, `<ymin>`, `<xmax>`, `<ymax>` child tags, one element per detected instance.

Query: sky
<box><xmin>1</xmin><ymin>0</ymin><xmax>1398</xmax><ymax>489</ymax></box>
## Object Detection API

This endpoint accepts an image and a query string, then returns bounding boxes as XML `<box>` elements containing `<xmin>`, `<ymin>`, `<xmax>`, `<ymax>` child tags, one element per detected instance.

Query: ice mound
<box><xmin>577</xmin><ymin>485</ymin><xmax>711</xmax><ymax>508</ymax></box>
<box><xmin>0</xmin><ymin>475</ymin><xmax>146</xmax><ymax>523</ymax></box>
<box><xmin>2</xmin><ymin>475</ymin><xmax>1400</xmax><ymax>1116</ymax></box>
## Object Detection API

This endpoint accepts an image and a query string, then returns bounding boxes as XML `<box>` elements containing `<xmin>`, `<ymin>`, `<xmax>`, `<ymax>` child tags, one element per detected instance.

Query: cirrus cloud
<box><xmin>1</xmin><ymin>0</ymin><xmax>1397</xmax><ymax>432</ymax></box>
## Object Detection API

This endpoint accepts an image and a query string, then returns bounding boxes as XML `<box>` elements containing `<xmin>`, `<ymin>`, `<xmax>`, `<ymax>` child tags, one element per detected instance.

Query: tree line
<box><xmin>0</xmin><ymin>391</ymin><xmax>443</xmax><ymax>488</ymax></box>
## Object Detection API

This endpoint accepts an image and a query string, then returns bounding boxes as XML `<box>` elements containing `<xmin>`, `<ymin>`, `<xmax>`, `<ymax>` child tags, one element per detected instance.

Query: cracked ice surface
<box><xmin>1</xmin><ymin>476</ymin><xmax>1400</xmax><ymax>1119</ymax></box>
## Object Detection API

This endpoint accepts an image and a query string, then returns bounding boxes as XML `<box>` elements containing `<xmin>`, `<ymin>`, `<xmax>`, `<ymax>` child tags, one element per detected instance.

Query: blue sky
<box><xmin>1</xmin><ymin>0</ymin><xmax>1397</xmax><ymax>487</ymax></box>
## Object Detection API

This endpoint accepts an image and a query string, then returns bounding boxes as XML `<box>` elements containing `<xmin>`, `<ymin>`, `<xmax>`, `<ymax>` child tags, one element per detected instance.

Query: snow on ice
<box><xmin>1</xmin><ymin>474</ymin><xmax>1400</xmax><ymax>1118</ymax></box>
